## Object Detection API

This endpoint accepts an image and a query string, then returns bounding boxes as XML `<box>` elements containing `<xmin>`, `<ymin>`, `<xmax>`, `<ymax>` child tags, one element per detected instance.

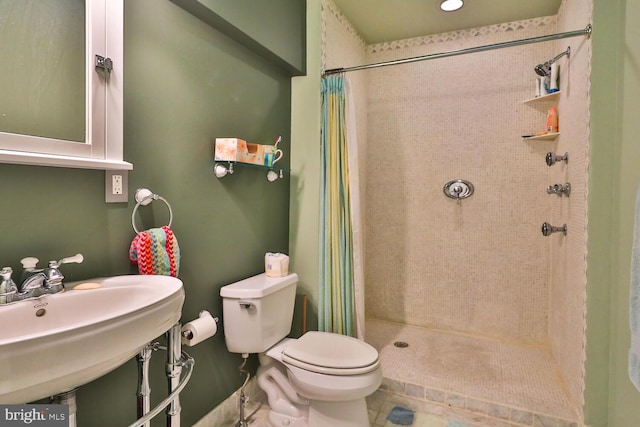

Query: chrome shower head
<box><xmin>535</xmin><ymin>47</ymin><xmax>571</xmax><ymax>77</ymax></box>
<box><xmin>534</xmin><ymin>64</ymin><xmax>549</xmax><ymax>76</ymax></box>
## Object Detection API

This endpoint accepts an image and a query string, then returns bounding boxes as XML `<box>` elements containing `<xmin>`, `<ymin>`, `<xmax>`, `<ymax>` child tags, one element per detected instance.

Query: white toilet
<box><xmin>220</xmin><ymin>273</ymin><xmax>382</xmax><ymax>427</ymax></box>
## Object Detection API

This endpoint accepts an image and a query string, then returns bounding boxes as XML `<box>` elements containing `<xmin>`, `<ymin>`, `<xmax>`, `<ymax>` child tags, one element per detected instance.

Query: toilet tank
<box><xmin>220</xmin><ymin>273</ymin><xmax>298</xmax><ymax>354</ymax></box>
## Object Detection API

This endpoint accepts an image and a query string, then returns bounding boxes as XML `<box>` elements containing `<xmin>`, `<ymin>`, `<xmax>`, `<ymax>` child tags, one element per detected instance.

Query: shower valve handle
<box><xmin>547</xmin><ymin>183</ymin><xmax>571</xmax><ymax>197</ymax></box>
<box><xmin>541</xmin><ymin>222</ymin><xmax>567</xmax><ymax>236</ymax></box>
<box><xmin>546</xmin><ymin>152</ymin><xmax>569</xmax><ymax>167</ymax></box>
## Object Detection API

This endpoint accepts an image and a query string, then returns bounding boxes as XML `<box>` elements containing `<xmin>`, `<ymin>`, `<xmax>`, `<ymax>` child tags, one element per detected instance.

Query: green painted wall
<box><xmin>171</xmin><ymin>0</ymin><xmax>306</xmax><ymax>75</ymax></box>
<box><xmin>197</xmin><ymin>0</ymin><xmax>306</xmax><ymax>75</ymax></box>
<box><xmin>584</xmin><ymin>1</ymin><xmax>620</xmax><ymax>424</ymax></box>
<box><xmin>289</xmin><ymin>0</ymin><xmax>322</xmax><ymax>335</ymax></box>
<box><xmin>608</xmin><ymin>0</ymin><xmax>640</xmax><ymax>421</ymax></box>
<box><xmin>587</xmin><ymin>0</ymin><xmax>640</xmax><ymax>425</ymax></box>
<box><xmin>0</xmin><ymin>0</ymin><xmax>296</xmax><ymax>425</ymax></box>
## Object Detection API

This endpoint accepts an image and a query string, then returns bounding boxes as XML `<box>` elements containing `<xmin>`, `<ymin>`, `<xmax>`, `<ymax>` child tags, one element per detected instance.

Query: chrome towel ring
<box><xmin>131</xmin><ymin>188</ymin><xmax>173</xmax><ymax>234</ymax></box>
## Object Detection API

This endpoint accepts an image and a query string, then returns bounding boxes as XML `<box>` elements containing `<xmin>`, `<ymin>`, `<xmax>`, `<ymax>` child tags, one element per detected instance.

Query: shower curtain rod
<box><xmin>323</xmin><ymin>24</ymin><xmax>592</xmax><ymax>76</ymax></box>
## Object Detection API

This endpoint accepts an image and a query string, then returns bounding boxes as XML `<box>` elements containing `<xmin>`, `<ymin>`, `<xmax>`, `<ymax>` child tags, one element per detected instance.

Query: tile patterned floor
<box><xmin>212</xmin><ymin>389</ymin><xmax>580</xmax><ymax>427</ymax></box>
<box><xmin>366</xmin><ymin>388</ymin><xmax>579</xmax><ymax>427</ymax></box>
<box><xmin>209</xmin><ymin>319</ymin><xmax>583</xmax><ymax>427</ymax></box>
<box><xmin>217</xmin><ymin>388</ymin><xmax>578</xmax><ymax>427</ymax></box>
<box><xmin>366</xmin><ymin>319</ymin><xmax>581</xmax><ymax>424</ymax></box>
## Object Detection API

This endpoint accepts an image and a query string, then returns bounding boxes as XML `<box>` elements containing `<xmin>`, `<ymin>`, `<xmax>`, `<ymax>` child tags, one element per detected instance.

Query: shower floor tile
<box><xmin>366</xmin><ymin>318</ymin><xmax>580</xmax><ymax>422</ymax></box>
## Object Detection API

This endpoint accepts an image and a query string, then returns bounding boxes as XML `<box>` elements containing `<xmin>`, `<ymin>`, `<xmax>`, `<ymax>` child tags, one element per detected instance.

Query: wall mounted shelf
<box><xmin>522</xmin><ymin>132</ymin><xmax>560</xmax><ymax>141</ymax></box>
<box><xmin>522</xmin><ymin>90</ymin><xmax>560</xmax><ymax>141</ymax></box>
<box><xmin>213</xmin><ymin>161</ymin><xmax>289</xmax><ymax>182</ymax></box>
<box><xmin>523</xmin><ymin>91</ymin><xmax>561</xmax><ymax>105</ymax></box>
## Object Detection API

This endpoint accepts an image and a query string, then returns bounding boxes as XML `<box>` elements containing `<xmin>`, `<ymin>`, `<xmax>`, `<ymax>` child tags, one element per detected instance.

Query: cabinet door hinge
<box><xmin>95</xmin><ymin>55</ymin><xmax>113</xmax><ymax>73</ymax></box>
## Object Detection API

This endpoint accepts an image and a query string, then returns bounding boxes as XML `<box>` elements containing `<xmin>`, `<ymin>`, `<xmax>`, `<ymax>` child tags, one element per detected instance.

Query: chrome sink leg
<box><xmin>166</xmin><ymin>323</ymin><xmax>183</xmax><ymax>427</ymax></box>
<box><xmin>137</xmin><ymin>343</ymin><xmax>159</xmax><ymax>427</ymax></box>
<box><xmin>51</xmin><ymin>389</ymin><xmax>77</xmax><ymax>427</ymax></box>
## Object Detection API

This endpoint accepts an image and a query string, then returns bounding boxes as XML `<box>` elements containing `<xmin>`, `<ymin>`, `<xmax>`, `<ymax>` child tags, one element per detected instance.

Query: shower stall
<box><xmin>323</xmin><ymin>0</ymin><xmax>591</xmax><ymax>424</ymax></box>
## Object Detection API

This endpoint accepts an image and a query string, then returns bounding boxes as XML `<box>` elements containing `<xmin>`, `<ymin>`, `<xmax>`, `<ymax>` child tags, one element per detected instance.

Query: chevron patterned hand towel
<box><xmin>129</xmin><ymin>225</ymin><xmax>180</xmax><ymax>277</ymax></box>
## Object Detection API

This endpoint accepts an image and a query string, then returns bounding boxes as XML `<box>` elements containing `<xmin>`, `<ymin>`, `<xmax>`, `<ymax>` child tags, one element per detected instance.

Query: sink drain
<box><xmin>394</xmin><ymin>341</ymin><xmax>409</xmax><ymax>348</ymax></box>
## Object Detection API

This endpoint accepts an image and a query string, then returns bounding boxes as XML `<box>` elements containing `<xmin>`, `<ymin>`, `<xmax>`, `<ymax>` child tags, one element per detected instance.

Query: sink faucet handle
<box><xmin>20</xmin><ymin>257</ymin><xmax>40</xmax><ymax>270</ymax></box>
<box><xmin>49</xmin><ymin>253</ymin><xmax>84</xmax><ymax>268</ymax></box>
<box><xmin>45</xmin><ymin>261</ymin><xmax>65</xmax><ymax>282</ymax></box>
<box><xmin>1</xmin><ymin>267</ymin><xmax>13</xmax><ymax>280</ymax></box>
<box><xmin>1</xmin><ymin>267</ymin><xmax>18</xmax><ymax>303</ymax></box>
<box><xmin>44</xmin><ymin>254</ymin><xmax>83</xmax><ymax>290</ymax></box>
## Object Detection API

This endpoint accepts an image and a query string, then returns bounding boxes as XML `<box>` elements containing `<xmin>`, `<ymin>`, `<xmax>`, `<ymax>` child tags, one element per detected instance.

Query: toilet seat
<box><xmin>281</xmin><ymin>331</ymin><xmax>379</xmax><ymax>376</ymax></box>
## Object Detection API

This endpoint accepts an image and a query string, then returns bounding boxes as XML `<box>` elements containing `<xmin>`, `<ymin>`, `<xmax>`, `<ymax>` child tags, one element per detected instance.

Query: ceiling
<box><xmin>330</xmin><ymin>0</ymin><xmax>563</xmax><ymax>44</ymax></box>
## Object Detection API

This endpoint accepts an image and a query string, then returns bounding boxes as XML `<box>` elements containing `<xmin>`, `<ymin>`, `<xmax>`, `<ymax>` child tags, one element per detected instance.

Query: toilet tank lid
<box><xmin>220</xmin><ymin>273</ymin><xmax>298</xmax><ymax>298</ymax></box>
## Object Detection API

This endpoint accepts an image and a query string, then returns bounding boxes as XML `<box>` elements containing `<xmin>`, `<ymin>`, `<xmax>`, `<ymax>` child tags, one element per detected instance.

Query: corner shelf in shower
<box><xmin>522</xmin><ymin>91</ymin><xmax>560</xmax><ymax>141</ymax></box>
<box><xmin>522</xmin><ymin>91</ymin><xmax>561</xmax><ymax>105</ymax></box>
<box><xmin>522</xmin><ymin>132</ymin><xmax>560</xmax><ymax>141</ymax></box>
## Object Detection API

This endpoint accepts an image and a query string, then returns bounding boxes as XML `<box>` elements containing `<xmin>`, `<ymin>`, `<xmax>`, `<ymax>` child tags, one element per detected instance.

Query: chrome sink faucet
<box><xmin>5</xmin><ymin>254</ymin><xmax>84</xmax><ymax>302</ymax></box>
<box><xmin>18</xmin><ymin>270</ymin><xmax>48</xmax><ymax>299</ymax></box>
<box><xmin>18</xmin><ymin>257</ymin><xmax>47</xmax><ymax>299</ymax></box>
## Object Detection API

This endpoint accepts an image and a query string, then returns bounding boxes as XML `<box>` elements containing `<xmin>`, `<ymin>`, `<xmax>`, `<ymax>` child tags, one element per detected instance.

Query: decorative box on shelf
<box><xmin>213</xmin><ymin>137</ymin><xmax>289</xmax><ymax>181</ymax></box>
<box><xmin>214</xmin><ymin>138</ymin><xmax>265</xmax><ymax>166</ymax></box>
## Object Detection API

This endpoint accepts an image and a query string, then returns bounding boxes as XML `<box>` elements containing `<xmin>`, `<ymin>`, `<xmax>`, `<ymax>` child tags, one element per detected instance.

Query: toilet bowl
<box><xmin>259</xmin><ymin>334</ymin><xmax>382</xmax><ymax>427</ymax></box>
<box><xmin>272</xmin><ymin>332</ymin><xmax>382</xmax><ymax>401</ymax></box>
<box><xmin>220</xmin><ymin>273</ymin><xmax>382</xmax><ymax>427</ymax></box>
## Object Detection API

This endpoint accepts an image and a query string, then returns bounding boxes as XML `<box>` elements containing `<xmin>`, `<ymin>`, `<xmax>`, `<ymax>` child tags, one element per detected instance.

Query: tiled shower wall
<box><xmin>323</xmin><ymin>0</ymin><xmax>590</xmax><ymax>412</ymax></box>
<box><xmin>550</xmin><ymin>0</ymin><xmax>592</xmax><ymax>410</ymax></box>
<box><xmin>364</xmin><ymin>18</ymin><xmax>559</xmax><ymax>344</ymax></box>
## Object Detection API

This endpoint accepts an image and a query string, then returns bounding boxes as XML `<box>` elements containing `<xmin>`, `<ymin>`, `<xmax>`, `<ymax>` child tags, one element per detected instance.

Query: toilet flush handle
<box><xmin>238</xmin><ymin>300</ymin><xmax>256</xmax><ymax>310</ymax></box>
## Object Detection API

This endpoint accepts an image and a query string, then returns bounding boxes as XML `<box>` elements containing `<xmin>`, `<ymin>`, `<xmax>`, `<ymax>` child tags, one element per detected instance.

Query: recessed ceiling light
<box><xmin>440</xmin><ymin>0</ymin><xmax>464</xmax><ymax>12</ymax></box>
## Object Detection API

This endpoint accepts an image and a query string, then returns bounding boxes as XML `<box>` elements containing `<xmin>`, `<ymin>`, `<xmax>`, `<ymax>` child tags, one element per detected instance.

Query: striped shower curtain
<box><xmin>319</xmin><ymin>75</ymin><xmax>364</xmax><ymax>338</ymax></box>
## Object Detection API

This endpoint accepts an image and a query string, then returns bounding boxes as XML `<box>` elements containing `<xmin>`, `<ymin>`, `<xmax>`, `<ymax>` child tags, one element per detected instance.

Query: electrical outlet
<box><xmin>112</xmin><ymin>174</ymin><xmax>123</xmax><ymax>195</ymax></box>
<box><xmin>105</xmin><ymin>170</ymin><xmax>128</xmax><ymax>203</ymax></box>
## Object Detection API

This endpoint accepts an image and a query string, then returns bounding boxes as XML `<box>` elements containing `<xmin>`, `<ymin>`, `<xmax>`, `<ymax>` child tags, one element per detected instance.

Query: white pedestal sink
<box><xmin>0</xmin><ymin>275</ymin><xmax>185</xmax><ymax>404</ymax></box>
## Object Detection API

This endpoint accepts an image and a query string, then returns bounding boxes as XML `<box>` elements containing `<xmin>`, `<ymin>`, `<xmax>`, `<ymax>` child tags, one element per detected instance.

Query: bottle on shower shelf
<box><xmin>549</xmin><ymin>63</ymin><xmax>560</xmax><ymax>92</ymax></box>
<box><xmin>546</xmin><ymin>107</ymin><xmax>559</xmax><ymax>133</ymax></box>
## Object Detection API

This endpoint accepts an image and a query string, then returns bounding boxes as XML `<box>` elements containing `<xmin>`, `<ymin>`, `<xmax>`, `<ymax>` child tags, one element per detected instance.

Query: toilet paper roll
<box><xmin>265</xmin><ymin>252</ymin><xmax>290</xmax><ymax>277</ymax></box>
<box><xmin>181</xmin><ymin>310</ymin><xmax>217</xmax><ymax>346</ymax></box>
